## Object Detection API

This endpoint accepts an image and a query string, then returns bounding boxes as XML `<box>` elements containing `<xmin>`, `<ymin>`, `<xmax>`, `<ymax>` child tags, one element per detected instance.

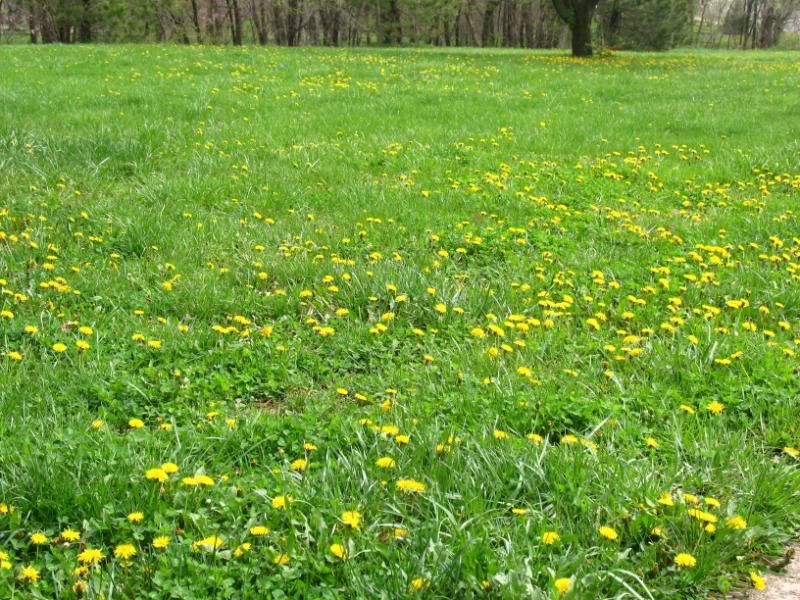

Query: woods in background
<box><xmin>0</xmin><ymin>0</ymin><xmax>798</xmax><ymax>52</ymax></box>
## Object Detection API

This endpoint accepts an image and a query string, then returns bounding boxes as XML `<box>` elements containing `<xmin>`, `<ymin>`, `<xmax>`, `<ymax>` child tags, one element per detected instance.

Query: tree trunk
<box><xmin>190</xmin><ymin>0</ymin><xmax>203</xmax><ymax>42</ymax></box>
<box><xmin>571</xmin><ymin>4</ymin><xmax>592</xmax><ymax>55</ymax></box>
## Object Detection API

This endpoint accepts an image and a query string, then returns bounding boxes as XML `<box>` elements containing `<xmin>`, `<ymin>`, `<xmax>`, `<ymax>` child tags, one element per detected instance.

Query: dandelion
<box><xmin>330</xmin><ymin>543</ymin><xmax>346</xmax><ymax>559</ymax></box>
<box><xmin>493</xmin><ymin>429</ymin><xmax>508</xmax><ymax>440</ymax></box>
<box><xmin>555</xmin><ymin>577</ymin><xmax>571</xmax><ymax>595</ymax></box>
<box><xmin>145</xmin><ymin>468</ymin><xmax>168</xmax><ymax>482</ymax></box>
<box><xmin>128</xmin><ymin>418</ymin><xmax>144</xmax><ymax>429</ymax></box>
<box><xmin>60</xmin><ymin>529</ymin><xmax>80</xmax><ymax>542</ymax></box>
<box><xmin>90</xmin><ymin>419</ymin><xmax>104</xmax><ymax>430</ymax></box>
<box><xmin>30</xmin><ymin>532</ymin><xmax>48</xmax><ymax>545</ymax></box>
<box><xmin>411</xmin><ymin>577</ymin><xmax>430</xmax><ymax>591</ymax></box>
<box><xmin>153</xmin><ymin>536</ymin><xmax>170</xmax><ymax>549</ymax></box>
<box><xmin>234</xmin><ymin>543</ymin><xmax>252</xmax><ymax>557</ymax></box>
<box><xmin>193</xmin><ymin>536</ymin><xmax>224</xmax><ymax>551</ymax></box>
<box><xmin>726</xmin><ymin>515</ymin><xmax>747</xmax><ymax>529</ymax></box>
<box><xmin>706</xmin><ymin>401</ymin><xmax>724</xmax><ymax>415</ymax></box>
<box><xmin>376</xmin><ymin>456</ymin><xmax>396</xmax><ymax>468</ymax></box>
<box><xmin>290</xmin><ymin>458</ymin><xmax>308</xmax><ymax>472</ymax></box>
<box><xmin>272</xmin><ymin>495</ymin><xmax>293</xmax><ymax>510</ymax></box>
<box><xmin>18</xmin><ymin>565</ymin><xmax>39</xmax><ymax>583</ymax></box>
<box><xmin>542</xmin><ymin>531</ymin><xmax>560</xmax><ymax>544</ymax></box>
<box><xmin>341</xmin><ymin>511</ymin><xmax>362</xmax><ymax>530</ymax></box>
<box><xmin>273</xmin><ymin>553</ymin><xmax>290</xmax><ymax>565</ymax></box>
<box><xmin>512</xmin><ymin>508</ymin><xmax>528</xmax><ymax>516</ymax></box>
<box><xmin>250</xmin><ymin>526</ymin><xmax>270</xmax><ymax>536</ymax></box>
<box><xmin>161</xmin><ymin>462</ymin><xmax>179</xmax><ymax>474</ymax></box>
<box><xmin>77</xmin><ymin>548</ymin><xmax>105</xmax><ymax>565</ymax></box>
<box><xmin>750</xmin><ymin>571</ymin><xmax>767</xmax><ymax>590</ymax></box>
<box><xmin>598</xmin><ymin>526</ymin><xmax>618</xmax><ymax>541</ymax></box>
<box><xmin>396</xmin><ymin>479</ymin><xmax>426</xmax><ymax>493</ymax></box>
<box><xmin>51</xmin><ymin>342</ymin><xmax>67</xmax><ymax>353</ymax></box>
<box><xmin>674</xmin><ymin>553</ymin><xmax>697</xmax><ymax>568</ymax></box>
<box><xmin>657</xmin><ymin>492</ymin><xmax>674</xmax><ymax>507</ymax></box>
<box><xmin>114</xmin><ymin>544</ymin><xmax>136</xmax><ymax>560</ymax></box>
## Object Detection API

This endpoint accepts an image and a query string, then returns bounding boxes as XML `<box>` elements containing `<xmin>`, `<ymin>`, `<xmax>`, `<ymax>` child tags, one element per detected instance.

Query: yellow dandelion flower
<box><xmin>330</xmin><ymin>543</ymin><xmax>346</xmax><ymax>559</ymax></box>
<box><xmin>114</xmin><ymin>544</ymin><xmax>136</xmax><ymax>560</ymax></box>
<box><xmin>152</xmin><ymin>536</ymin><xmax>170</xmax><ymax>549</ymax></box>
<box><xmin>396</xmin><ymin>479</ymin><xmax>426</xmax><ymax>493</ymax></box>
<box><xmin>77</xmin><ymin>548</ymin><xmax>105</xmax><ymax>565</ymax></box>
<box><xmin>555</xmin><ymin>577</ymin><xmax>571</xmax><ymax>595</ymax></box>
<box><xmin>272</xmin><ymin>495</ymin><xmax>293</xmax><ymax>510</ymax></box>
<box><xmin>145</xmin><ymin>468</ymin><xmax>168</xmax><ymax>483</ymax></box>
<box><xmin>542</xmin><ymin>531</ymin><xmax>560</xmax><ymax>545</ymax></box>
<box><xmin>674</xmin><ymin>553</ymin><xmax>697</xmax><ymax>568</ymax></box>
<box><xmin>341</xmin><ymin>511</ymin><xmax>362</xmax><ymax>530</ymax></box>
<box><xmin>598</xmin><ymin>526</ymin><xmax>618</xmax><ymax>541</ymax></box>
<box><xmin>18</xmin><ymin>565</ymin><xmax>40</xmax><ymax>583</ymax></box>
<box><xmin>30</xmin><ymin>532</ymin><xmax>48</xmax><ymax>545</ymax></box>
<box><xmin>750</xmin><ymin>571</ymin><xmax>766</xmax><ymax>590</ymax></box>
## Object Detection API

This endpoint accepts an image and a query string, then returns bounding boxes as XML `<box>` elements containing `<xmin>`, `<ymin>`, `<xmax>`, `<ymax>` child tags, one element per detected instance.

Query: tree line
<box><xmin>0</xmin><ymin>0</ymin><xmax>798</xmax><ymax>55</ymax></box>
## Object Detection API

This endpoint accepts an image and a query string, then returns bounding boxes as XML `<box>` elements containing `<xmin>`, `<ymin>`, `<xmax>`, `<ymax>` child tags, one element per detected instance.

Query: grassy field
<box><xmin>1</xmin><ymin>45</ymin><xmax>799</xmax><ymax>599</ymax></box>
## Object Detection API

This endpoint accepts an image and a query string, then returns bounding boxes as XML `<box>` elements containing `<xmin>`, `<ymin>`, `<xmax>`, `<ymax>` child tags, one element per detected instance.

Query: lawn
<box><xmin>0</xmin><ymin>45</ymin><xmax>799</xmax><ymax>599</ymax></box>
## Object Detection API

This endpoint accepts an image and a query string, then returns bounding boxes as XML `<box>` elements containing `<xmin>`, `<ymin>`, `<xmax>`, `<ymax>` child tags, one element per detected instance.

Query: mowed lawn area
<box><xmin>1</xmin><ymin>46</ymin><xmax>799</xmax><ymax>598</ymax></box>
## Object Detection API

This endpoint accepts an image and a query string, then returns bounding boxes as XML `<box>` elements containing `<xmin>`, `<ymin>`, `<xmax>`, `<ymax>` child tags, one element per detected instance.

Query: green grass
<box><xmin>1</xmin><ymin>45</ymin><xmax>799</xmax><ymax>599</ymax></box>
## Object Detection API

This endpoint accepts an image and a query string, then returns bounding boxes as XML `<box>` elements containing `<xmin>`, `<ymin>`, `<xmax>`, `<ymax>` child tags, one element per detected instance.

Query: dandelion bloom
<box><xmin>145</xmin><ymin>468</ymin><xmax>168</xmax><ymax>483</ymax></box>
<box><xmin>411</xmin><ymin>577</ymin><xmax>430</xmax><ymax>591</ymax></box>
<box><xmin>330</xmin><ymin>543</ymin><xmax>346</xmax><ymax>559</ymax></box>
<box><xmin>726</xmin><ymin>515</ymin><xmax>747</xmax><ymax>529</ymax></box>
<box><xmin>542</xmin><ymin>531</ymin><xmax>560</xmax><ymax>545</ymax></box>
<box><xmin>152</xmin><ymin>536</ymin><xmax>170</xmax><ymax>549</ymax></box>
<box><xmin>706</xmin><ymin>401</ymin><xmax>724</xmax><ymax>415</ymax></box>
<box><xmin>192</xmin><ymin>536</ymin><xmax>223</xmax><ymax>551</ymax></box>
<box><xmin>598</xmin><ymin>526</ymin><xmax>618</xmax><ymax>541</ymax></box>
<box><xmin>750</xmin><ymin>572</ymin><xmax>767</xmax><ymax>590</ymax></box>
<box><xmin>674</xmin><ymin>553</ymin><xmax>697</xmax><ymax>568</ymax></box>
<box><xmin>60</xmin><ymin>529</ymin><xmax>80</xmax><ymax>542</ymax></box>
<box><xmin>273</xmin><ymin>553</ymin><xmax>290</xmax><ymax>565</ymax></box>
<box><xmin>128</xmin><ymin>418</ymin><xmax>144</xmax><ymax>429</ymax></box>
<box><xmin>114</xmin><ymin>544</ymin><xmax>136</xmax><ymax>560</ymax></box>
<box><xmin>250</xmin><ymin>526</ymin><xmax>269</xmax><ymax>536</ymax></box>
<box><xmin>18</xmin><ymin>565</ymin><xmax>40</xmax><ymax>583</ymax></box>
<box><xmin>290</xmin><ymin>458</ymin><xmax>308</xmax><ymax>472</ymax></box>
<box><xmin>555</xmin><ymin>577</ymin><xmax>571</xmax><ymax>595</ymax></box>
<box><xmin>376</xmin><ymin>457</ymin><xmax>396</xmax><ymax>468</ymax></box>
<box><xmin>161</xmin><ymin>462</ymin><xmax>179</xmax><ymax>474</ymax></box>
<box><xmin>341</xmin><ymin>511</ymin><xmax>362</xmax><ymax>530</ymax></box>
<box><xmin>272</xmin><ymin>495</ymin><xmax>293</xmax><ymax>510</ymax></box>
<box><xmin>51</xmin><ymin>342</ymin><xmax>67</xmax><ymax>353</ymax></box>
<box><xmin>127</xmin><ymin>512</ymin><xmax>144</xmax><ymax>523</ymax></box>
<box><xmin>77</xmin><ymin>548</ymin><xmax>105</xmax><ymax>565</ymax></box>
<box><xmin>512</xmin><ymin>508</ymin><xmax>528</xmax><ymax>516</ymax></box>
<box><xmin>396</xmin><ymin>479</ymin><xmax>426</xmax><ymax>494</ymax></box>
<box><xmin>30</xmin><ymin>532</ymin><xmax>48</xmax><ymax>545</ymax></box>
